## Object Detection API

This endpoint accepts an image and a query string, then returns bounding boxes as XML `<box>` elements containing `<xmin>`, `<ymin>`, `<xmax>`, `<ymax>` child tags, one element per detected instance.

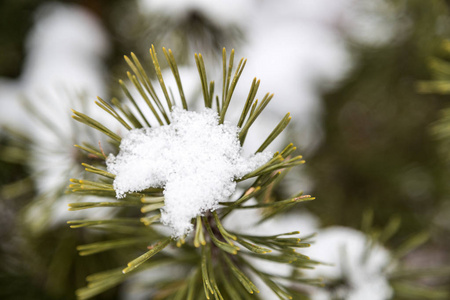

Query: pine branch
<box><xmin>68</xmin><ymin>46</ymin><xmax>316</xmax><ymax>299</ymax></box>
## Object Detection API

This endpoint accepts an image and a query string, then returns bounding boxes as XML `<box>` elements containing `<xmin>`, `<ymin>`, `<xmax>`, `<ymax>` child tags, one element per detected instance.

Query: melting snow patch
<box><xmin>107</xmin><ymin>107</ymin><xmax>272</xmax><ymax>238</ymax></box>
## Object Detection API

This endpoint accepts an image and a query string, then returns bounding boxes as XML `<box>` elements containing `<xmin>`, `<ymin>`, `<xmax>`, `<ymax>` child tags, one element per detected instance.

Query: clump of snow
<box><xmin>107</xmin><ymin>107</ymin><xmax>272</xmax><ymax>238</ymax></box>
<box><xmin>303</xmin><ymin>226</ymin><xmax>394</xmax><ymax>300</ymax></box>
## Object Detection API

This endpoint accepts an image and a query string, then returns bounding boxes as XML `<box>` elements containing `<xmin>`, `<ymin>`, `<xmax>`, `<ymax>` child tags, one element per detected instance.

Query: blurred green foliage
<box><xmin>307</xmin><ymin>0</ymin><xmax>450</xmax><ymax>239</ymax></box>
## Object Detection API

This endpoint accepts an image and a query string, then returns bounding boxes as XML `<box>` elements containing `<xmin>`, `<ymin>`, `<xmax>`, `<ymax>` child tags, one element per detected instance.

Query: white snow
<box><xmin>304</xmin><ymin>226</ymin><xmax>394</xmax><ymax>300</ymax></box>
<box><xmin>0</xmin><ymin>3</ymin><xmax>117</xmax><ymax>232</ymax></box>
<box><xmin>107</xmin><ymin>107</ymin><xmax>272</xmax><ymax>238</ymax></box>
<box><xmin>0</xmin><ymin>3</ymin><xmax>109</xmax><ymax>133</ymax></box>
<box><xmin>137</xmin><ymin>0</ymin><xmax>400</xmax><ymax>154</ymax></box>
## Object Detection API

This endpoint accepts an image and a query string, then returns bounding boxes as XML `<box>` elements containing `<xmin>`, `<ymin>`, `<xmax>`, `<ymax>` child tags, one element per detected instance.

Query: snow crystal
<box><xmin>107</xmin><ymin>107</ymin><xmax>272</xmax><ymax>238</ymax></box>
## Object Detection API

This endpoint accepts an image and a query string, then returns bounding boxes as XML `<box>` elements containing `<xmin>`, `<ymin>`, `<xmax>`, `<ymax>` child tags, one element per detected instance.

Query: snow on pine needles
<box><xmin>106</xmin><ymin>107</ymin><xmax>272</xmax><ymax>238</ymax></box>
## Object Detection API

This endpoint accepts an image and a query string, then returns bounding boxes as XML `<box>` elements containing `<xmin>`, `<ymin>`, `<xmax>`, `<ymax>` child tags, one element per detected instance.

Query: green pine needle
<box><xmin>68</xmin><ymin>46</ymin><xmax>316</xmax><ymax>300</ymax></box>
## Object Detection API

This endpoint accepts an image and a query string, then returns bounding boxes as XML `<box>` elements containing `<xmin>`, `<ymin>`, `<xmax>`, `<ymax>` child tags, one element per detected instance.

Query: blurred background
<box><xmin>1</xmin><ymin>0</ymin><xmax>450</xmax><ymax>299</ymax></box>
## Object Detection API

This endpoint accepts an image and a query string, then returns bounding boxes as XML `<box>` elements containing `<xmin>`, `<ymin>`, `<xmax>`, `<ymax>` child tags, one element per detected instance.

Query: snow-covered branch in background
<box><xmin>0</xmin><ymin>3</ymin><xmax>115</xmax><ymax>231</ymax></box>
